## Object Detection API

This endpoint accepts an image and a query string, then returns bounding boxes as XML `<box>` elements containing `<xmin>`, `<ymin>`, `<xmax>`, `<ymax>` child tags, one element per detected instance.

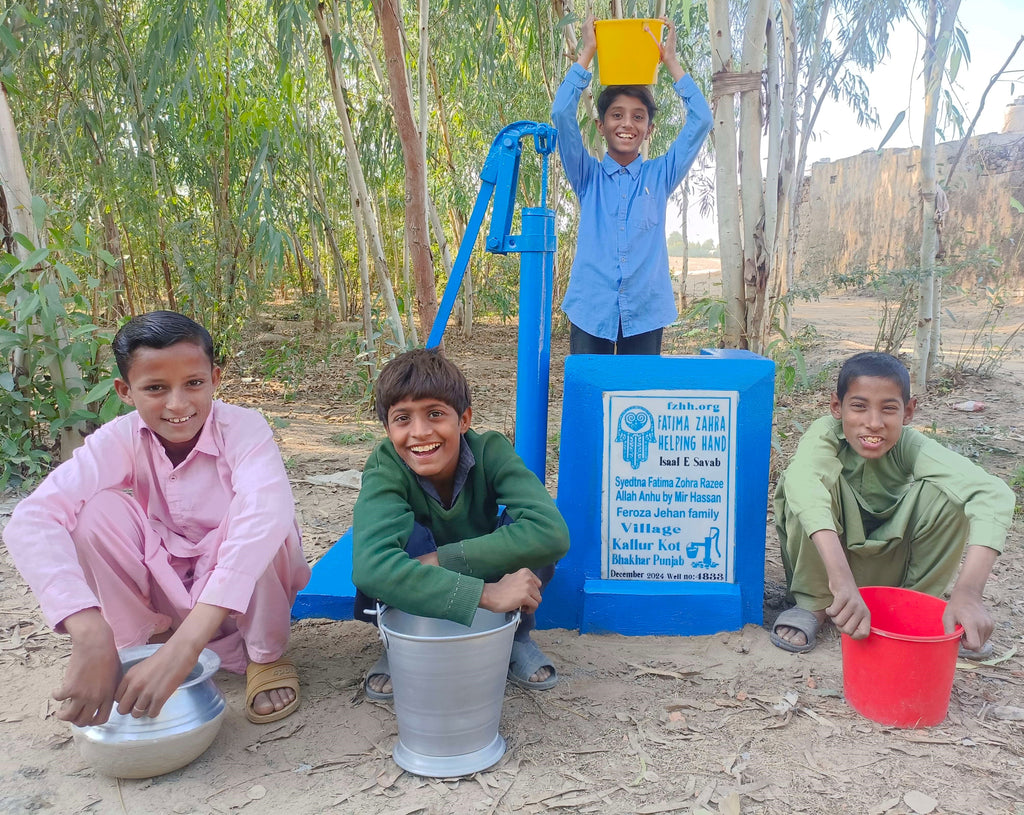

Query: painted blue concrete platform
<box><xmin>291</xmin><ymin>528</ymin><xmax>355</xmax><ymax>620</ymax></box>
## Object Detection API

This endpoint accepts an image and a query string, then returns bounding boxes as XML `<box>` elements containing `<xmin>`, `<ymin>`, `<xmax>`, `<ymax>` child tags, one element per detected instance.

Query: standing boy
<box><xmin>3</xmin><ymin>311</ymin><xmax>310</xmax><ymax>726</ymax></box>
<box><xmin>552</xmin><ymin>15</ymin><xmax>712</xmax><ymax>355</ymax></box>
<box><xmin>352</xmin><ymin>349</ymin><xmax>570</xmax><ymax>699</ymax></box>
<box><xmin>772</xmin><ymin>352</ymin><xmax>1015</xmax><ymax>655</ymax></box>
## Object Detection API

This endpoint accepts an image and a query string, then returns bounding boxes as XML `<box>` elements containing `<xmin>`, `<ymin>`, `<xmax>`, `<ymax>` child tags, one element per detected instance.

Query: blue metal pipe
<box><xmin>515</xmin><ymin>206</ymin><xmax>556</xmax><ymax>481</ymax></box>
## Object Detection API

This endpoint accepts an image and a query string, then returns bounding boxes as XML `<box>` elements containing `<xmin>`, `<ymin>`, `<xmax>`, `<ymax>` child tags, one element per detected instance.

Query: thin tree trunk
<box><xmin>315</xmin><ymin>1</ymin><xmax>405</xmax><ymax>350</ymax></box>
<box><xmin>915</xmin><ymin>0</ymin><xmax>962</xmax><ymax>387</ymax></box>
<box><xmin>772</xmin><ymin>0</ymin><xmax>798</xmax><ymax>332</ymax></box>
<box><xmin>372</xmin><ymin>0</ymin><xmax>436</xmax><ymax>338</ymax></box>
<box><xmin>708</xmin><ymin>0</ymin><xmax>746</xmax><ymax>348</ymax></box>
<box><xmin>739</xmin><ymin>0</ymin><xmax>770</xmax><ymax>352</ymax></box>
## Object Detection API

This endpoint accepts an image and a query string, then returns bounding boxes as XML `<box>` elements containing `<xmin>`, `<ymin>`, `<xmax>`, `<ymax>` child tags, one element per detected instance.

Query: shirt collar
<box><xmin>137</xmin><ymin>402</ymin><xmax>220</xmax><ymax>463</ymax></box>
<box><xmin>601</xmin><ymin>153</ymin><xmax>643</xmax><ymax>178</ymax></box>
<box><xmin>415</xmin><ymin>433</ymin><xmax>475</xmax><ymax>508</ymax></box>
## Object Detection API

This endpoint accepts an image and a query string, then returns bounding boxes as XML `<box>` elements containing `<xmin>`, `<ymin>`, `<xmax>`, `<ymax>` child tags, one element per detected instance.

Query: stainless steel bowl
<box><xmin>71</xmin><ymin>643</ymin><xmax>227</xmax><ymax>778</ymax></box>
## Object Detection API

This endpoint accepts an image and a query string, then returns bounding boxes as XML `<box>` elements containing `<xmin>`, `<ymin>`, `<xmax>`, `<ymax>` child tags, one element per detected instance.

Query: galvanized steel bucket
<box><xmin>378</xmin><ymin>606</ymin><xmax>520</xmax><ymax>777</ymax></box>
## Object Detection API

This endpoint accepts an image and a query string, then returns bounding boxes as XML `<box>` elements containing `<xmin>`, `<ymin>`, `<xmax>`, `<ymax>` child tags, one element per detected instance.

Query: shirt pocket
<box><xmin>634</xmin><ymin>189</ymin><xmax>660</xmax><ymax>232</ymax></box>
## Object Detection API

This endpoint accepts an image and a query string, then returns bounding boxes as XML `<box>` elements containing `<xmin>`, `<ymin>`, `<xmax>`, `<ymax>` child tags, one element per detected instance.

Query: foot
<box><xmin>773</xmin><ymin>609</ymin><xmax>826</xmax><ymax>649</ymax></box>
<box><xmin>245</xmin><ymin>659</ymin><xmax>301</xmax><ymax>724</ymax></box>
<box><xmin>366</xmin><ymin>672</ymin><xmax>392</xmax><ymax>697</ymax></box>
<box><xmin>507</xmin><ymin>638</ymin><xmax>559</xmax><ymax>690</ymax></box>
<box><xmin>251</xmin><ymin>686</ymin><xmax>297</xmax><ymax>717</ymax></box>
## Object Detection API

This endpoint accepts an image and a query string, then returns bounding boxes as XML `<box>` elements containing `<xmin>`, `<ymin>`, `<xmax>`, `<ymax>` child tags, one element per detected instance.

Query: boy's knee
<box><xmin>72</xmin><ymin>490</ymin><xmax>140</xmax><ymax>541</ymax></box>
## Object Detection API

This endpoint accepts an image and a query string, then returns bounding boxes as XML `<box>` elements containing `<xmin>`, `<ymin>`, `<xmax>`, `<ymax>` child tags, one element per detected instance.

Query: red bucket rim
<box><xmin>865</xmin><ymin>624</ymin><xmax>963</xmax><ymax>644</ymax></box>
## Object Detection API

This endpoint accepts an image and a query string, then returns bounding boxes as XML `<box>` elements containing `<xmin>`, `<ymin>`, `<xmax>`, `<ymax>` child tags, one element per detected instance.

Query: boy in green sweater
<box><xmin>772</xmin><ymin>352</ymin><xmax>1015</xmax><ymax>656</ymax></box>
<box><xmin>352</xmin><ymin>349</ymin><xmax>570</xmax><ymax>700</ymax></box>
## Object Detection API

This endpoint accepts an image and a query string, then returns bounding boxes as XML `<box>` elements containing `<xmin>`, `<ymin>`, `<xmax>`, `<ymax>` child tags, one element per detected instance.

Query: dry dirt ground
<box><xmin>2</xmin><ymin>279</ymin><xmax>1024</xmax><ymax>815</ymax></box>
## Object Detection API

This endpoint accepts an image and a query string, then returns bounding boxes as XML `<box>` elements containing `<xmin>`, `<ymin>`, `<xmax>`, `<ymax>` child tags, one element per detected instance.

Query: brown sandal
<box><xmin>245</xmin><ymin>658</ymin><xmax>301</xmax><ymax>724</ymax></box>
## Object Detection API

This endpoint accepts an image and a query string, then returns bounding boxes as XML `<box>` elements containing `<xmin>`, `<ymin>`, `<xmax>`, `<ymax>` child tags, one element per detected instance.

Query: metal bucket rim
<box><xmin>379</xmin><ymin>608</ymin><xmax>521</xmax><ymax>645</ymax></box>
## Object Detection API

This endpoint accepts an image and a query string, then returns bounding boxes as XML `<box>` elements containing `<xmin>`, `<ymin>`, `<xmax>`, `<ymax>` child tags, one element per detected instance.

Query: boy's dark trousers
<box><xmin>570</xmin><ymin>322</ymin><xmax>663</xmax><ymax>355</ymax></box>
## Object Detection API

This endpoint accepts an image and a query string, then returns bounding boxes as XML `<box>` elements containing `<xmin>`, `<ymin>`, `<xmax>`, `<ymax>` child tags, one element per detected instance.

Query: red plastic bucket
<box><xmin>841</xmin><ymin>586</ymin><xmax>963</xmax><ymax>728</ymax></box>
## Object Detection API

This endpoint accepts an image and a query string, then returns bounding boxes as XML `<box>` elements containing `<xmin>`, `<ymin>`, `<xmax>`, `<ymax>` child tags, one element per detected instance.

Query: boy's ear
<box><xmin>903</xmin><ymin>396</ymin><xmax>918</xmax><ymax>425</ymax></box>
<box><xmin>114</xmin><ymin>378</ymin><xmax>134</xmax><ymax>407</ymax></box>
<box><xmin>829</xmin><ymin>392</ymin><xmax>842</xmax><ymax>420</ymax></box>
<box><xmin>458</xmin><ymin>406</ymin><xmax>472</xmax><ymax>433</ymax></box>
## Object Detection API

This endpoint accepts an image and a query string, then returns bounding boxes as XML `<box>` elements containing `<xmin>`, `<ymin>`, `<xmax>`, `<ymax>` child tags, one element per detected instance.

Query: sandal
<box><xmin>769</xmin><ymin>607</ymin><xmax>821</xmax><ymax>654</ymax></box>
<box><xmin>507</xmin><ymin>639</ymin><xmax>558</xmax><ymax>690</ymax></box>
<box><xmin>363</xmin><ymin>652</ymin><xmax>393</xmax><ymax>701</ymax></box>
<box><xmin>245</xmin><ymin>658</ymin><xmax>301</xmax><ymax>724</ymax></box>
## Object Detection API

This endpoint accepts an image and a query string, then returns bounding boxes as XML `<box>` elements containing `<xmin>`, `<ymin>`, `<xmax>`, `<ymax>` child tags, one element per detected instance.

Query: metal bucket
<box><xmin>379</xmin><ymin>606</ymin><xmax>520</xmax><ymax>777</ymax></box>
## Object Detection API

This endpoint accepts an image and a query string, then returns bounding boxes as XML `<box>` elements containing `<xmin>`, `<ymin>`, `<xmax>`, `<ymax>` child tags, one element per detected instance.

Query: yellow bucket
<box><xmin>595</xmin><ymin>18</ymin><xmax>665</xmax><ymax>86</ymax></box>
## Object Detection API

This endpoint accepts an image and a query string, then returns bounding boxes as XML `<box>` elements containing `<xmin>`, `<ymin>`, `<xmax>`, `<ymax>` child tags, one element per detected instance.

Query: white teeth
<box><xmin>411</xmin><ymin>443</ymin><xmax>440</xmax><ymax>453</ymax></box>
<box><xmin>167</xmin><ymin>417</ymin><xmax>191</xmax><ymax>424</ymax></box>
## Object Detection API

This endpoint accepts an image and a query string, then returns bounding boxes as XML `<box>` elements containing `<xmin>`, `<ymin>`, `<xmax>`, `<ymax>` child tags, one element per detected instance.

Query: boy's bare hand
<box><xmin>480</xmin><ymin>569</ymin><xmax>542</xmax><ymax>613</ymax></box>
<box><xmin>825</xmin><ymin>579</ymin><xmax>871</xmax><ymax>639</ymax></box>
<box><xmin>656</xmin><ymin>17</ymin><xmax>685</xmax><ymax>80</ymax></box>
<box><xmin>115</xmin><ymin>638</ymin><xmax>201</xmax><ymax>719</ymax></box>
<box><xmin>577</xmin><ymin>15</ymin><xmax>597</xmax><ymax>67</ymax></box>
<box><xmin>53</xmin><ymin>609</ymin><xmax>121</xmax><ymax>727</ymax></box>
<box><xmin>944</xmin><ymin>589</ymin><xmax>993</xmax><ymax>653</ymax></box>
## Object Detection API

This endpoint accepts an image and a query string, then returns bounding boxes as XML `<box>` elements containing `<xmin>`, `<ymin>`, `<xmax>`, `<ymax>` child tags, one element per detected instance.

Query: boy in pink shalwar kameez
<box><xmin>3</xmin><ymin>311</ymin><xmax>310</xmax><ymax>727</ymax></box>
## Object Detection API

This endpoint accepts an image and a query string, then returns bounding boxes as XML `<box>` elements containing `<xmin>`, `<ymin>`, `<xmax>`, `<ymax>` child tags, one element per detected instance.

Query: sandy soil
<box><xmin>2</xmin><ymin>282</ymin><xmax>1024</xmax><ymax>815</ymax></box>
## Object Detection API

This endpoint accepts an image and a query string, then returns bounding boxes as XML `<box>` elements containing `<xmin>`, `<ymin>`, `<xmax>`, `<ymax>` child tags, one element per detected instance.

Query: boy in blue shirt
<box><xmin>552</xmin><ymin>15</ymin><xmax>712</xmax><ymax>354</ymax></box>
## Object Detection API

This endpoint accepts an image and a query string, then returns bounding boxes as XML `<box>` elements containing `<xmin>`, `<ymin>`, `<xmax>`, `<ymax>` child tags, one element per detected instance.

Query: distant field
<box><xmin>669</xmin><ymin>256</ymin><xmax>721</xmax><ymax>273</ymax></box>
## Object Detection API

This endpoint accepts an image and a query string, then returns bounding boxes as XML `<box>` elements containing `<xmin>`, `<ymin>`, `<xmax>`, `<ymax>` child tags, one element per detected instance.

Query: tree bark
<box><xmin>372</xmin><ymin>0</ymin><xmax>437</xmax><ymax>339</ymax></box>
<box><xmin>914</xmin><ymin>0</ymin><xmax>962</xmax><ymax>387</ymax></box>
<box><xmin>708</xmin><ymin>0</ymin><xmax>746</xmax><ymax>348</ymax></box>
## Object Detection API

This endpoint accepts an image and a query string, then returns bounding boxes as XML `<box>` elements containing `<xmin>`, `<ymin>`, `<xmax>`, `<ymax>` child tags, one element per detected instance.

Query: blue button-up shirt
<box><xmin>551</xmin><ymin>63</ymin><xmax>712</xmax><ymax>340</ymax></box>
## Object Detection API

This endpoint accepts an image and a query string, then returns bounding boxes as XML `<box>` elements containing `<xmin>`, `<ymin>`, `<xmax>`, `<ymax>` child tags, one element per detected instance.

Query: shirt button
<box><xmin>170</xmin><ymin>475</ymin><xmax>176</xmax><ymax>481</ymax></box>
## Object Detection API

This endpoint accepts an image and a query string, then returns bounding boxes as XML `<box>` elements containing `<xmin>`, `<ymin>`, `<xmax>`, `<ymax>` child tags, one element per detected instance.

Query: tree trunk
<box><xmin>914</xmin><ymin>0</ymin><xmax>962</xmax><ymax>387</ymax></box>
<box><xmin>739</xmin><ymin>0</ymin><xmax>770</xmax><ymax>352</ymax></box>
<box><xmin>315</xmin><ymin>1</ymin><xmax>405</xmax><ymax>350</ymax></box>
<box><xmin>708</xmin><ymin>0</ymin><xmax>746</xmax><ymax>348</ymax></box>
<box><xmin>372</xmin><ymin>0</ymin><xmax>437</xmax><ymax>339</ymax></box>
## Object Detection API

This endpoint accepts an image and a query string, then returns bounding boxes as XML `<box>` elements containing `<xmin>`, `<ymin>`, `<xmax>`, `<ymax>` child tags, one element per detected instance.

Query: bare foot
<box><xmin>529</xmin><ymin>665</ymin><xmax>552</xmax><ymax>683</ymax></box>
<box><xmin>366</xmin><ymin>673</ymin><xmax>392</xmax><ymax>696</ymax></box>
<box><xmin>774</xmin><ymin>610</ymin><xmax>827</xmax><ymax>648</ymax></box>
<box><xmin>251</xmin><ymin>687</ymin><xmax>296</xmax><ymax>716</ymax></box>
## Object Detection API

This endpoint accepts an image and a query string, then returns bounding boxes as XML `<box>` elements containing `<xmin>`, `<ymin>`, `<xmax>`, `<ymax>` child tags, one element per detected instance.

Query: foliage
<box><xmin>0</xmin><ymin>228</ymin><xmax>125</xmax><ymax>488</ymax></box>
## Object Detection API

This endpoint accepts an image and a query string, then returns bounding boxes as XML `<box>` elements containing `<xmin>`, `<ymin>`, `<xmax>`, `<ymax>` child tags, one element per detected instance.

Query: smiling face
<box><xmin>597</xmin><ymin>93</ymin><xmax>654</xmax><ymax>166</ymax></box>
<box><xmin>830</xmin><ymin>375</ymin><xmax>916</xmax><ymax>459</ymax></box>
<box><xmin>114</xmin><ymin>340</ymin><xmax>221</xmax><ymax>465</ymax></box>
<box><xmin>385</xmin><ymin>397</ymin><xmax>471</xmax><ymax>499</ymax></box>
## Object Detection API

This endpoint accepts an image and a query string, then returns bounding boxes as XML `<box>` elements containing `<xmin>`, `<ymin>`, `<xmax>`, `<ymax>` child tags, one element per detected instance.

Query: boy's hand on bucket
<box><xmin>944</xmin><ymin>590</ymin><xmax>993</xmax><ymax>653</ymax></box>
<box><xmin>826</xmin><ymin>579</ymin><xmax>872</xmax><ymax>639</ymax></box>
<box><xmin>480</xmin><ymin>569</ymin><xmax>542</xmax><ymax>614</ymax></box>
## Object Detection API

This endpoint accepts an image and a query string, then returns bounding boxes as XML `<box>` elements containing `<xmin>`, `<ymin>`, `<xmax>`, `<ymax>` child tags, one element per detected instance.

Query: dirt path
<box><xmin>1</xmin><ymin>291</ymin><xmax>1023</xmax><ymax>815</ymax></box>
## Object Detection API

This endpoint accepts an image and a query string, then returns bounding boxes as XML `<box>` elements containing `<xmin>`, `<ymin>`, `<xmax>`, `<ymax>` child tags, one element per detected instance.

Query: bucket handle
<box><xmin>642</xmin><ymin>23</ymin><xmax>662</xmax><ymax>51</ymax></box>
<box><xmin>370</xmin><ymin>603</ymin><xmax>389</xmax><ymax>650</ymax></box>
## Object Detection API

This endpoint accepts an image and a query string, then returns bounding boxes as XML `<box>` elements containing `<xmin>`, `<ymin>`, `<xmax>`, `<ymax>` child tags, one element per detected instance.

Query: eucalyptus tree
<box><xmin>914</xmin><ymin>0</ymin><xmax>962</xmax><ymax>387</ymax></box>
<box><xmin>709</xmin><ymin>0</ymin><xmax>914</xmax><ymax>351</ymax></box>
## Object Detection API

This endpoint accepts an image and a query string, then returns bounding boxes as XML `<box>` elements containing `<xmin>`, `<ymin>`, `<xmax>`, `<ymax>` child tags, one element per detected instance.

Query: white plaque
<box><xmin>602</xmin><ymin>390</ymin><xmax>737</xmax><ymax>582</ymax></box>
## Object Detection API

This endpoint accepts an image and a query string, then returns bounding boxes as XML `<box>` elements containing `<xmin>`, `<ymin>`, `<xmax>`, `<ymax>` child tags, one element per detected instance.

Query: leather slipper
<box><xmin>507</xmin><ymin>639</ymin><xmax>558</xmax><ymax>690</ymax></box>
<box><xmin>245</xmin><ymin>658</ymin><xmax>301</xmax><ymax>724</ymax></box>
<box><xmin>769</xmin><ymin>607</ymin><xmax>821</xmax><ymax>654</ymax></box>
<box><xmin>363</xmin><ymin>651</ymin><xmax>393</xmax><ymax>701</ymax></box>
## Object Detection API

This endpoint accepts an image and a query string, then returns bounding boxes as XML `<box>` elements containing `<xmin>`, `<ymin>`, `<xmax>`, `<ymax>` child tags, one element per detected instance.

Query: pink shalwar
<box><xmin>3</xmin><ymin>401</ymin><xmax>311</xmax><ymax>674</ymax></box>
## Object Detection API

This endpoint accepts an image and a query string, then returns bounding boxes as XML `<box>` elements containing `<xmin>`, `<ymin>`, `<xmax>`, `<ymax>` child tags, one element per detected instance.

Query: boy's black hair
<box><xmin>374</xmin><ymin>348</ymin><xmax>471</xmax><ymax>426</ymax></box>
<box><xmin>597</xmin><ymin>85</ymin><xmax>658</xmax><ymax>122</ymax></box>
<box><xmin>836</xmin><ymin>352</ymin><xmax>911</xmax><ymax>403</ymax></box>
<box><xmin>113</xmin><ymin>311</ymin><xmax>216</xmax><ymax>381</ymax></box>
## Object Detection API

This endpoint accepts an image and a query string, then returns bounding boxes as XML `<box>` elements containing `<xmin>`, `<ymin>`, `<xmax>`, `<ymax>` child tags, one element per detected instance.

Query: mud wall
<box><xmin>794</xmin><ymin>131</ymin><xmax>1024</xmax><ymax>289</ymax></box>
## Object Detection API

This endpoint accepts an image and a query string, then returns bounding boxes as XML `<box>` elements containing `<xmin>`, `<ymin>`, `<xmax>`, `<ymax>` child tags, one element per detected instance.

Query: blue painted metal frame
<box><xmin>293</xmin><ymin>122</ymin><xmax>557</xmax><ymax>621</ymax></box>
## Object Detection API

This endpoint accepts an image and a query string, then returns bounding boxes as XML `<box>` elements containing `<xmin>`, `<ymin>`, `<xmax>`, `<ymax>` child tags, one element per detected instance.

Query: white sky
<box><xmin>678</xmin><ymin>3</ymin><xmax>1024</xmax><ymax>242</ymax></box>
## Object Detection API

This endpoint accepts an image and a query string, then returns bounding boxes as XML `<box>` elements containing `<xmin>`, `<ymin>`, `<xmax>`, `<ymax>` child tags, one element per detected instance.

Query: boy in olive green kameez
<box><xmin>772</xmin><ymin>352</ymin><xmax>1014</xmax><ymax>655</ymax></box>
